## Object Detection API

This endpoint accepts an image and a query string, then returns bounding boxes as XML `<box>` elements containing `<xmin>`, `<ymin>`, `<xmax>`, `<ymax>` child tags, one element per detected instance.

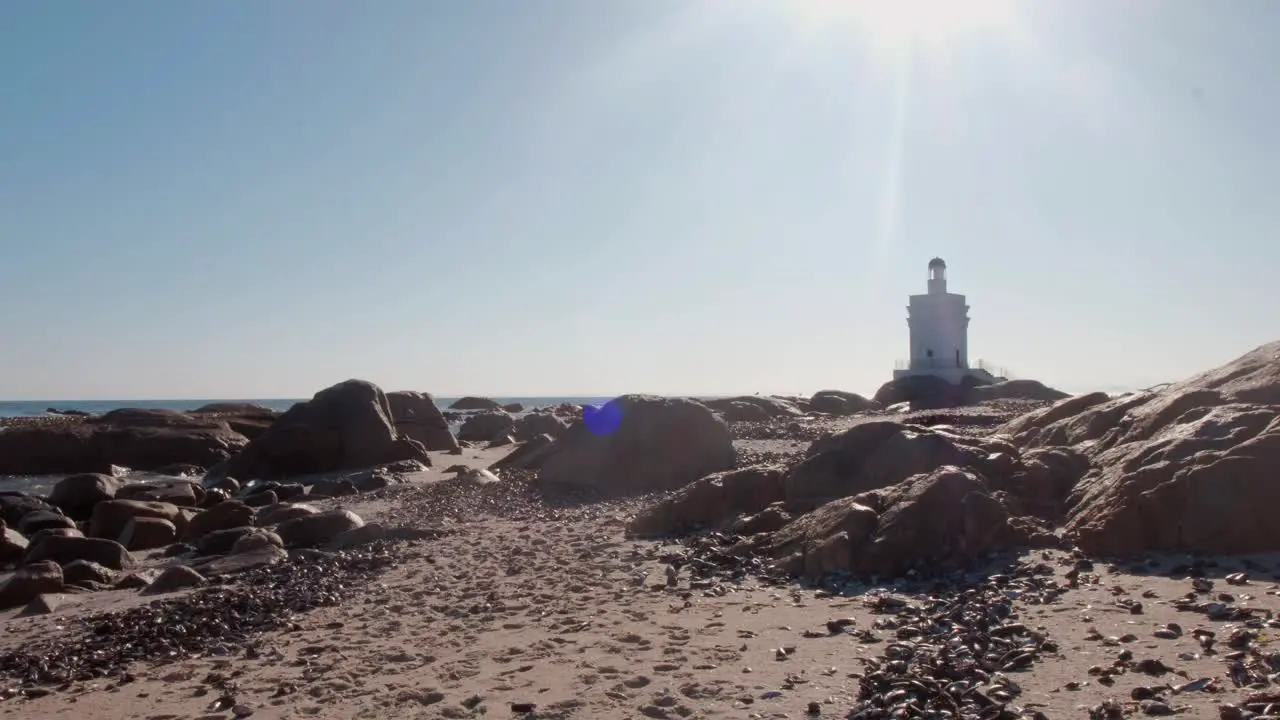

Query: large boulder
<box><xmin>770</xmin><ymin>466</ymin><xmax>1038</xmax><ymax>578</ymax></box>
<box><xmin>184</xmin><ymin>500</ymin><xmax>255</xmax><ymax>540</ymax></box>
<box><xmin>25</xmin><ymin>535</ymin><xmax>137</xmax><ymax>570</ymax></box>
<box><xmin>783</xmin><ymin>421</ymin><xmax>990</xmax><ymax>510</ymax></box>
<box><xmin>1</xmin><ymin>527</ymin><xmax>29</xmax><ymax>565</ymax></box>
<box><xmin>216</xmin><ymin>380</ymin><xmax>429</xmax><ymax>480</ymax></box>
<box><xmin>0</xmin><ymin>494</ymin><xmax>60</xmax><ymax>528</ymax></box>
<box><xmin>386</xmin><ymin>391</ymin><xmax>458</xmax><ymax>452</ymax></box>
<box><xmin>88</xmin><ymin>499</ymin><xmax>183</xmax><ymax>540</ymax></box>
<box><xmin>276</xmin><ymin>509</ymin><xmax>364</xmax><ymax>548</ymax></box>
<box><xmin>969</xmin><ymin>379</ymin><xmax>1069</xmax><ymax>403</ymax></box>
<box><xmin>0</xmin><ymin>410</ymin><xmax>249</xmax><ymax>475</ymax></box>
<box><xmin>1064</xmin><ymin>404</ymin><xmax>1280</xmax><ymax>556</ymax></box>
<box><xmin>807</xmin><ymin>390</ymin><xmax>877</xmax><ymax>416</ymax></box>
<box><xmin>457</xmin><ymin>411</ymin><xmax>515</xmax><ymax>443</ymax></box>
<box><xmin>0</xmin><ymin>561</ymin><xmax>63</xmax><ymax>609</ymax></box>
<box><xmin>1162</xmin><ymin>340</ymin><xmax>1280</xmax><ymax>405</ymax></box>
<box><xmin>536</xmin><ymin>396</ymin><xmax>735</xmax><ymax>496</ymax></box>
<box><xmin>627</xmin><ymin>465</ymin><xmax>786</xmax><ymax>538</ymax></box>
<box><xmin>48</xmin><ymin>473</ymin><xmax>122</xmax><ymax>521</ymax></box>
<box><xmin>702</xmin><ymin>396</ymin><xmax>805</xmax><ymax>422</ymax></box>
<box><xmin>513</xmin><ymin>412</ymin><xmax>568</xmax><ymax>440</ymax></box>
<box><xmin>449</xmin><ymin>396</ymin><xmax>503</xmax><ymax>411</ymax></box>
<box><xmin>873</xmin><ymin>375</ymin><xmax>969</xmax><ymax>410</ymax></box>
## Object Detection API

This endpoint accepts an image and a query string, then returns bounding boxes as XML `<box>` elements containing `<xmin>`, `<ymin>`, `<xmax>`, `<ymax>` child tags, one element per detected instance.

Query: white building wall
<box><xmin>907</xmin><ymin>293</ymin><xmax>969</xmax><ymax>370</ymax></box>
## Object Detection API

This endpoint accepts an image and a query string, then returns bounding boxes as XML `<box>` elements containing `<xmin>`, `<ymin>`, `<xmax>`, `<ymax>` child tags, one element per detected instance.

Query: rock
<box><xmin>195</xmin><ymin>526</ymin><xmax>257</xmax><ymax>555</ymax></box>
<box><xmin>327</xmin><ymin>523</ymin><xmax>387</xmax><ymax>550</ymax></box>
<box><xmin>184</xmin><ymin>500</ymin><xmax>255</xmax><ymax>540</ymax></box>
<box><xmin>191</xmin><ymin>402</ymin><xmax>275</xmax><ymax>414</ymax></box>
<box><xmin>117</xmin><ymin>480</ymin><xmax>204</xmax><ymax>507</ymax></box>
<box><xmin>769</xmin><ymin>466</ymin><xmax>1036</xmax><ymax>578</ymax></box>
<box><xmin>729</xmin><ymin>504</ymin><xmax>794</xmax><ymax>535</ymax></box>
<box><xmin>0</xmin><ymin>409</ymin><xmax>250</xmax><ymax>475</ymax></box>
<box><xmin>88</xmin><ymin>499</ymin><xmax>182</xmax><ymax>540</ymax></box>
<box><xmin>627</xmin><ymin>465</ymin><xmax>786</xmax><ymax>538</ymax></box>
<box><xmin>0</xmin><ymin>493</ymin><xmax>60</xmax><ymax>528</ymax></box>
<box><xmin>230</xmin><ymin>529</ymin><xmax>283</xmax><ymax>554</ymax></box>
<box><xmin>25</xmin><ymin>535</ymin><xmax>137</xmax><ymax>570</ymax></box>
<box><xmin>48</xmin><ymin>473</ymin><xmax>122</xmax><ymax>520</ymax></box>
<box><xmin>490</xmin><ymin>434</ymin><xmax>557</xmax><ymax>472</ymax></box>
<box><xmin>276</xmin><ymin>509</ymin><xmax>365</xmax><ymax>548</ymax></box>
<box><xmin>457</xmin><ymin>411</ymin><xmax>515</xmax><ymax>443</ymax></box>
<box><xmin>457</xmin><ymin>468</ymin><xmax>501</xmax><ymax>485</ymax></box>
<box><xmin>151</xmin><ymin>462</ymin><xmax>206</xmax><ymax>477</ymax></box>
<box><xmin>1164</xmin><ymin>339</ymin><xmax>1280</xmax><ymax>405</ymax></box>
<box><xmin>308</xmin><ymin>478</ymin><xmax>359</xmax><ymax>498</ymax></box>
<box><xmin>702</xmin><ymin>396</ymin><xmax>805</xmax><ymax>421</ymax></box>
<box><xmin>194</xmin><ymin>545</ymin><xmax>288</xmax><ymax>576</ymax></box>
<box><xmin>994</xmin><ymin>446</ymin><xmax>1090</xmax><ymax>520</ymax></box>
<box><xmin>118</xmin><ymin>516</ymin><xmax>179</xmax><ymax>551</ymax></box>
<box><xmin>62</xmin><ymin>559</ymin><xmax>117</xmax><ymax>587</ymax></box>
<box><xmin>216</xmin><ymin>379</ymin><xmax>429</xmax><ymax>480</ymax></box>
<box><xmin>2</xmin><ymin>527</ymin><xmax>30</xmax><ymax>565</ymax></box>
<box><xmin>28</xmin><ymin>527</ymin><xmax>83</xmax><ymax>542</ymax></box>
<box><xmin>243</xmin><ymin>490</ymin><xmax>278</xmax><ymax>507</ymax></box>
<box><xmin>20</xmin><ymin>594</ymin><xmax>69</xmax><ymax>616</ymax></box>
<box><xmin>0</xmin><ymin>561</ymin><xmax>64</xmax><ymax>609</ymax></box>
<box><xmin>17</xmin><ymin>511</ymin><xmax>76</xmax><ymax>536</ymax></box>
<box><xmin>873</xmin><ymin>375</ymin><xmax>970</xmax><ymax>410</ymax></box>
<box><xmin>784</xmin><ymin>421</ymin><xmax>988</xmax><ymax>510</ymax></box>
<box><xmin>256</xmin><ymin>503</ymin><xmax>320</xmax><ymax>527</ymax></box>
<box><xmin>386</xmin><ymin>391</ymin><xmax>458</xmax><ymax>452</ymax></box>
<box><xmin>142</xmin><ymin>565</ymin><xmax>205</xmax><ymax>595</ymax></box>
<box><xmin>1065</xmin><ymin>403</ymin><xmax>1280</xmax><ymax>555</ymax></box>
<box><xmin>448</xmin><ymin>396</ymin><xmax>503</xmax><ymax>411</ymax></box>
<box><xmin>502</xmin><ymin>402</ymin><xmax>524</xmax><ymax>413</ymax></box>
<box><xmin>998</xmin><ymin>391</ymin><xmax>1146</xmax><ymax>451</ymax></box>
<box><xmin>537</xmin><ymin>395</ymin><xmax>735</xmax><ymax>496</ymax></box>
<box><xmin>969</xmin><ymin>379</ymin><xmax>1070</xmax><ymax>403</ymax></box>
<box><xmin>808</xmin><ymin>390</ymin><xmax>877</xmax><ymax>416</ymax></box>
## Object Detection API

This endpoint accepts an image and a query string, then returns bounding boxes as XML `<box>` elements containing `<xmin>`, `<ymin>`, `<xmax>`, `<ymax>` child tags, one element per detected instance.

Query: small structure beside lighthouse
<box><xmin>893</xmin><ymin>258</ymin><xmax>999</xmax><ymax>385</ymax></box>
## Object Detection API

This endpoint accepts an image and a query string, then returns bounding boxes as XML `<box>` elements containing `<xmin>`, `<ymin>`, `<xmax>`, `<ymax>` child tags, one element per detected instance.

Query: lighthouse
<box><xmin>893</xmin><ymin>258</ymin><xmax>999</xmax><ymax>384</ymax></box>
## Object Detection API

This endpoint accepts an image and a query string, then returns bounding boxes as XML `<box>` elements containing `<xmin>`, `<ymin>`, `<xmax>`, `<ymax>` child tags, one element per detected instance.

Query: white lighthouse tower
<box><xmin>893</xmin><ymin>258</ymin><xmax>998</xmax><ymax>384</ymax></box>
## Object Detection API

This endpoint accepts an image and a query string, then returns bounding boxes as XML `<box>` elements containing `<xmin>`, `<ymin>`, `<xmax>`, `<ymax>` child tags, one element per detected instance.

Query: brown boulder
<box><xmin>969</xmin><ymin>380</ymin><xmax>1069</xmax><ymax>403</ymax></box>
<box><xmin>48</xmin><ymin>473</ymin><xmax>122</xmax><ymax>520</ymax></box>
<box><xmin>490</xmin><ymin>434</ymin><xmax>557</xmax><ymax>472</ymax></box>
<box><xmin>537</xmin><ymin>396</ymin><xmax>735</xmax><ymax>496</ymax></box>
<box><xmin>448</xmin><ymin>396</ymin><xmax>503</xmax><ymax>411</ymax></box>
<box><xmin>0</xmin><ymin>410</ymin><xmax>249</xmax><ymax>475</ymax></box>
<box><xmin>807</xmin><ymin>390</ymin><xmax>877</xmax><ymax>416</ymax></box>
<box><xmin>513</xmin><ymin>412</ymin><xmax>569</xmax><ymax>440</ymax></box>
<box><xmin>17</xmin><ymin>511</ymin><xmax>76</xmax><ymax>536</ymax></box>
<box><xmin>1</xmin><ymin>527</ymin><xmax>29</xmax><ymax>565</ymax></box>
<box><xmin>62</xmin><ymin>559</ymin><xmax>116</xmax><ymax>587</ymax></box>
<box><xmin>88</xmin><ymin>499</ymin><xmax>182</xmax><ymax>540</ymax></box>
<box><xmin>0</xmin><ymin>561</ymin><xmax>64</xmax><ymax>609</ymax></box>
<box><xmin>118</xmin><ymin>517</ymin><xmax>178</xmax><ymax>551</ymax></box>
<box><xmin>386</xmin><ymin>391</ymin><xmax>457</xmax><ymax>452</ymax></box>
<box><xmin>277</xmin><ymin>509</ymin><xmax>365</xmax><ymax>548</ymax></box>
<box><xmin>256</xmin><ymin>503</ymin><xmax>320</xmax><ymax>527</ymax></box>
<box><xmin>784</xmin><ymin>422</ymin><xmax>987</xmax><ymax>510</ymax></box>
<box><xmin>217</xmin><ymin>379</ymin><xmax>429</xmax><ymax>480</ymax></box>
<box><xmin>142</xmin><ymin>565</ymin><xmax>205</xmax><ymax>595</ymax></box>
<box><xmin>627</xmin><ymin>465</ymin><xmax>786</xmax><ymax>538</ymax></box>
<box><xmin>25</xmin><ymin>535</ymin><xmax>137</xmax><ymax>570</ymax></box>
<box><xmin>183</xmin><ymin>500</ymin><xmax>255</xmax><ymax>540</ymax></box>
<box><xmin>457</xmin><ymin>411</ymin><xmax>515</xmax><ymax>443</ymax></box>
<box><xmin>0</xmin><ymin>494</ymin><xmax>61</xmax><ymax>527</ymax></box>
<box><xmin>1064</xmin><ymin>404</ymin><xmax>1280</xmax><ymax>556</ymax></box>
<box><xmin>117</xmin><ymin>480</ymin><xmax>204</xmax><ymax>507</ymax></box>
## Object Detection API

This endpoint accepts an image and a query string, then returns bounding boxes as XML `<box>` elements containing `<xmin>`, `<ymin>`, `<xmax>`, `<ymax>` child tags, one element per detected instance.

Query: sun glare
<box><xmin>797</xmin><ymin>0</ymin><xmax>1017</xmax><ymax>50</ymax></box>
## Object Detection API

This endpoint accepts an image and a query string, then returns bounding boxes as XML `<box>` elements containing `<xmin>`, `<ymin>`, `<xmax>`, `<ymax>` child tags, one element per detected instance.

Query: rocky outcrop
<box><xmin>784</xmin><ymin>421</ymin><xmax>997</xmax><ymax>511</ymax></box>
<box><xmin>1064</xmin><ymin>404</ymin><xmax>1280</xmax><ymax>555</ymax></box>
<box><xmin>513</xmin><ymin>412</ymin><xmax>568</xmax><ymax>440</ymax></box>
<box><xmin>807</xmin><ymin>390</ymin><xmax>876</xmax><ymax>416</ymax></box>
<box><xmin>48</xmin><ymin>473</ymin><xmax>122</xmax><ymax>521</ymax></box>
<box><xmin>702</xmin><ymin>396</ymin><xmax>805</xmax><ymax>422</ymax></box>
<box><xmin>448</xmin><ymin>396</ymin><xmax>503</xmax><ymax>411</ymax></box>
<box><xmin>457</xmin><ymin>411</ymin><xmax>516</xmax><ymax>443</ymax></box>
<box><xmin>770</xmin><ymin>466</ymin><xmax>1042</xmax><ymax>578</ymax></box>
<box><xmin>968</xmin><ymin>379</ymin><xmax>1069</xmax><ymax>403</ymax></box>
<box><xmin>627</xmin><ymin>465</ymin><xmax>786</xmax><ymax>538</ymax></box>
<box><xmin>216</xmin><ymin>380</ymin><xmax>429</xmax><ymax>481</ymax></box>
<box><xmin>537</xmin><ymin>395</ymin><xmax>735</xmax><ymax>496</ymax></box>
<box><xmin>873</xmin><ymin>375</ymin><xmax>969</xmax><ymax>410</ymax></box>
<box><xmin>386</xmin><ymin>391</ymin><xmax>459</xmax><ymax>452</ymax></box>
<box><xmin>0</xmin><ymin>410</ymin><xmax>250</xmax><ymax>475</ymax></box>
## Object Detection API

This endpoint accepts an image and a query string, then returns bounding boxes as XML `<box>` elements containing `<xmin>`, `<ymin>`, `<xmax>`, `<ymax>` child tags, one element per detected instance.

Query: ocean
<box><xmin>0</xmin><ymin>396</ymin><xmax>615</xmax><ymax>494</ymax></box>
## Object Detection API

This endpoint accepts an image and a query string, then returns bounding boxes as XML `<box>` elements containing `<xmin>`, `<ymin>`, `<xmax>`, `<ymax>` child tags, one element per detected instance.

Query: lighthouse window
<box><xmin>926</xmin><ymin>349</ymin><xmax>933</xmax><ymax>358</ymax></box>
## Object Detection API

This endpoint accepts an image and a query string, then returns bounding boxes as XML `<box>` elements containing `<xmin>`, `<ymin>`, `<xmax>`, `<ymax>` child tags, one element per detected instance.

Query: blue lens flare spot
<box><xmin>583</xmin><ymin>398</ymin><xmax>624</xmax><ymax>437</ymax></box>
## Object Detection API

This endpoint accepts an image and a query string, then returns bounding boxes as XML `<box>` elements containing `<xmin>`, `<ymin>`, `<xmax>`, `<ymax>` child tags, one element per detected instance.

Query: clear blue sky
<box><xmin>2</xmin><ymin>0</ymin><xmax>1277</xmax><ymax>400</ymax></box>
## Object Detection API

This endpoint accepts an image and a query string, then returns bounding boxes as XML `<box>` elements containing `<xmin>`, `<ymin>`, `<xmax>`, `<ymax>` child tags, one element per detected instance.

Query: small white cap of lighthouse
<box><xmin>893</xmin><ymin>258</ymin><xmax>996</xmax><ymax>385</ymax></box>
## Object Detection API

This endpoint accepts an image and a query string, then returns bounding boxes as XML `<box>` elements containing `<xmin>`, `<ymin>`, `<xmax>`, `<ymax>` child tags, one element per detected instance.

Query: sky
<box><xmin>2</xmin><ymin>0</ymin><xmax>1278</xmax><ymax>400</ymax></box>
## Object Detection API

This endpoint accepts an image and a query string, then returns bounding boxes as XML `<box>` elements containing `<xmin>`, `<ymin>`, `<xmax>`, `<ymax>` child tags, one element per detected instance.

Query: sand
<box><xmin>3</xmin><ymin>445</ymin><xmax>1280</xmax><ymax>719</ymax></box>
